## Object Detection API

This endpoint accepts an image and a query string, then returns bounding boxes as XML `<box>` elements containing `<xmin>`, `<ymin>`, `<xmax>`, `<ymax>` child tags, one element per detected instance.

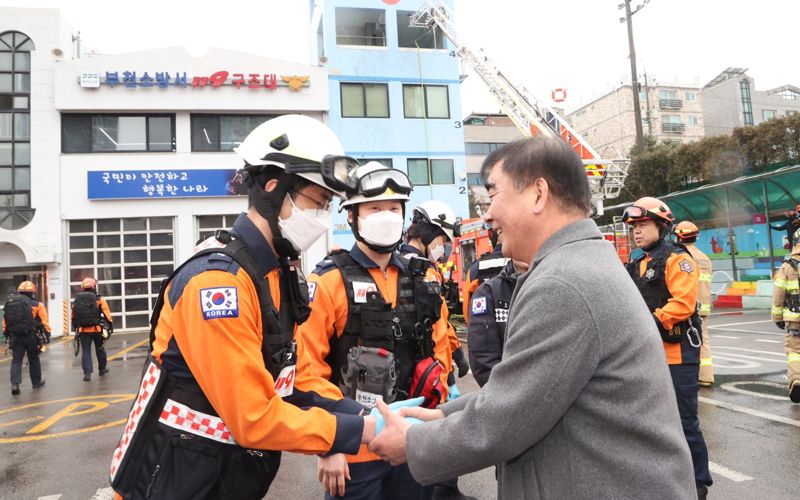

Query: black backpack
<box><xmin>73</xmin><ymin>291</ymin><xmax>100</xmax><ymax>327</ymax></box>
<box><xmin>4</xmin><ymin>294</ymin><xmax>35</xmax><ymax>336</ymax></box>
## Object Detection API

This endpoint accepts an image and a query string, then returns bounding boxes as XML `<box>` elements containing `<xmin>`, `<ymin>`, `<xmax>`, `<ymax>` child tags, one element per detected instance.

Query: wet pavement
<box><xmin>0</xmin><ymin>312</ymin><xmax>798</xmax><ymax>499</ymax></box>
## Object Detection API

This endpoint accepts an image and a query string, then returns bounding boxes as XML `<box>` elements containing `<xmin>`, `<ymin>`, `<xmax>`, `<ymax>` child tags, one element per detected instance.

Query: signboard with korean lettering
<box><xmin>80</xmin><ymin>72</ymin><xmax>101</xmax><ymax>88</ymax></box>
<box><xmin>87</xmin><ymin>169</ymin><xmax>248</xmax><ymax>200</ymax></box>
<box><xmin>80</xmin><ymin>70</ymin><xmax>310</xmax><ymax>92</ymax></box>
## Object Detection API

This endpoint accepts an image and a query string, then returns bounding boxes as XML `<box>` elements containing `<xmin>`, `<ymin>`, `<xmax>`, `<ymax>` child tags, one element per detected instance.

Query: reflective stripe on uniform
<box><xmin>700</xmin><ymin>358</ymin><xmax>713</xmax><ymax>366</ymax></box>
<box><xmin>159</xmin><ymin>399</ymin><xmax>237</xmax><ymax>445</ymax></box>
<box><xmin>478</xmin><ymin>258</ymin><xmax>509</xmax><ymax>270</ymax></box>
<box><xmin>773</xmin><ymin>305</ymin><xmax>785</xmax><ymax>316</ymax></box>
<box><xmin>786</xmin><ymin>283</ymin><xmax>800</xmax><ymax>292</ymax></box>
<box><xmin>698</xmin><ymin>273</ymin><xmax>712</xmax><ymax>282</ymax></box>
<box><xmin>783</xmin><ymin>310</ymin><xmax>800</xmax><ymax>321</ymax></box>
<box><xmin>775</xmin><ymin>278</ymin><xmax>788</xmax><ymax>289</ymax></box>
<box><xmin>788</xmin><ymin>353</ymin><xmax>800</xmax><ymax>364</ymax></box>
<box><xmin>700</xmin><ymin>303</ymin><xmax>711</xmax><ymax>314</ymax></box>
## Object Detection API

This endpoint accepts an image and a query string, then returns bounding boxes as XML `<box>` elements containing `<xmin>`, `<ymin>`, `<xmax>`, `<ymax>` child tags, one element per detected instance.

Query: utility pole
<box><xmin>620</xmin><ymin>0</ymin><xmax>648</xmax><ymax>153</ymax></box>
<box><xmin>643</xmin><ymin>72</ymin><xmax>653</xmax><ymax>136</ymax></box>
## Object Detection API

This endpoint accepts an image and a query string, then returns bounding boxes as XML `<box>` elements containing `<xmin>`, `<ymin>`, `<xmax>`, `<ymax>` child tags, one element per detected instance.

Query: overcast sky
<box><xmin>4</xmin><ymin>0</ymin><xmax>798</xmax><ymax>114</ymax></box>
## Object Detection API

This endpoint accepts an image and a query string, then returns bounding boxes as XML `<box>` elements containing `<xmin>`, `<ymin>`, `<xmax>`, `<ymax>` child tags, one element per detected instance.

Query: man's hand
<box><xmin>776</xmin><ymin>321</ymin><xmax>786</xmax><ymax>330</ymax></box>
<box><xmin>453</xmin><ymin>347</ymin><xmax>470</xmax><ymax>378</ymax></box>
<box><xmin>398</xmin><ymin>405</ymin><xmax>445</xmax><ymax>422</ymax></box>
<box><xmin>368</xmin><ymin>400</ymin><xmax>412</xmax><ymax>466</ymax></box>
<box><xmin>317</xmin><ymin>453</ymin><xmax>350</xmax><ymax>497</ymax></box>
<box><xmin>361</xmin><ymin>415</ymin><xmax>377</xmax><ymax>444</ymax></box>
<box><xmin>370</xmin><ymin>397</ymin><xmax>425</xmax><ymax>435</ymax></box>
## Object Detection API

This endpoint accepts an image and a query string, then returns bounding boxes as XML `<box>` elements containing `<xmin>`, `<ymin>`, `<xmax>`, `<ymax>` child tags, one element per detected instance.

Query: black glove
<box><xmin>775</xmin><ymin>321</ymin><xmax>786</xmax><ymax>330</ymax></box>
<box><xmin>453</xmin><ymin>346</ymin><xmax>470</xmax><ymax>378</ymax></box>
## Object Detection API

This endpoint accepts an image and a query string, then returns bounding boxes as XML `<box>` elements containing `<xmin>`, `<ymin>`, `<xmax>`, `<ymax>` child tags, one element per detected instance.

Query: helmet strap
<box><xmin>244</xmin><ymin>166</ymin><xmax>300</xmax><ymax>260</ymax></box>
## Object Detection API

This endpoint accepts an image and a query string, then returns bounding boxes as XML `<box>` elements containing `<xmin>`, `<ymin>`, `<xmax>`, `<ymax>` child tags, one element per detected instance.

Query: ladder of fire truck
<box><xmin>410</xmin><ymin>1</ymin><xmax>630</xmax><ymax>203</ymax></box>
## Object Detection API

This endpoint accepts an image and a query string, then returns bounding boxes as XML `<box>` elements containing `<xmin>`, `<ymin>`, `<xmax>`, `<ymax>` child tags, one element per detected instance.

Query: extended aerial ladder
<box><xmin>410</xmin><ymin>1</ymin><xmax>630</xmax><ymax>211</ymax></box>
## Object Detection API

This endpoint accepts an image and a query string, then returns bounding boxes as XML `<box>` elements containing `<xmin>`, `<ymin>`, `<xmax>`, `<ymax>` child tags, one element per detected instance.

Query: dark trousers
<box><xmin>324</xmin><ymin>460</ymin><xmax>432</xmax><ymax>500</ymax></box>
<box><xmin>10</xmin><ymin>334</ymin><xmax>42</xmax><ymax>386</ymax></box>
<box><xmin>669</xmin><ymin>363</ymin><xmax>713</xmax><ymax>487</ymax></box>
<box><xmin>81</xmin><ymin>333</ymin><xmax>107</xmax><ymax>375</ymax></box>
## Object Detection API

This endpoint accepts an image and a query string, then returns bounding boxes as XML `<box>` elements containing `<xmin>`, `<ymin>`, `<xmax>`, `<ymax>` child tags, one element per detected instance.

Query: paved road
<box><xmin>0</xmin><ymin>311</ymin><xmax>798</xmax><ymax>499</ymax></box>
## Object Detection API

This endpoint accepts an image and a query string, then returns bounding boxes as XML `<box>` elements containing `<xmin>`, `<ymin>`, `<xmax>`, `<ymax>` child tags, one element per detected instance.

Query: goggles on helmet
<box><xmin>622</xmin><ymin>205</ymin><xmax>669</xmax><ymax>224</ymax></box>
<box><xmin>358</xmin><ymin>168</ymin><xmax>412</xmax><ymax>198</ymax></box>
<box><xmin>265</xmin><ymin>153</ymin><xmax>361</xmax><ymax>196</ymax></box>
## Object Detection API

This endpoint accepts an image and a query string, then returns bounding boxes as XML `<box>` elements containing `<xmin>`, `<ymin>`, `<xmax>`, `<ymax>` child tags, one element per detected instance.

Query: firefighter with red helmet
<box><xmin>3</xmin><ymin>280</ymin><xmax>49</xmax><ymax>395</ymax></box>
<box><xmin>72</xmin><ymin>277</ymin><xmax>113</xmax><ymax>381</ymax></box>
<box><xmin>674</xmin><ymin>221</ymin><xmax>715</xmax><ymax>386</ymax></box>
<box><xmin>294</xmin><ymin>162</ymin><xmax>451</xmax><ymax>498</ymax></box>
<box><xmin>623</xmin><ymin>197</ymin><xmax>712</xmax><ymax>498</ymax></box>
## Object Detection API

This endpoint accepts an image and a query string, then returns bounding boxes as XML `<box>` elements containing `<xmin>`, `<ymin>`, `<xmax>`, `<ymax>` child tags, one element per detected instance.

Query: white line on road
<box><xmin>714</xmin><ymin>335</ymin><xmax>740</xmax><ymax>339</ymax></box>
<box><xmin>710</xmin><ymin>327</ymin><xmax>783</xmax><ymax>336</ymax></box>
<box><xmin>699</xmin><ymin>397</ymin><xmax>800</xmax><ymax>429</ymax></box>
<box><xmin>711</xmin><ymin>353</ymin><xmax>784</xmax><ymax>364</ymax></box>
<box><xmin>714</xmin><ymin>346</ymin><xmax>784</xmax><ymax>357</ymax></box>
<box><xmin>720</xmin><ymin>381</ymin><xmax>790</xmax><ymax>401</ymax></box>
<box><xmin>713</xmin><ymin>356</ymin><xmax>760</xmax><ymax>369</ymax></box>
<box><xmin>708</xmin><ymin>461</ymin><xmax>754</xmax><ymax>482</ymax></box>
<box><xmin>754</xmin><ymin>339</ymin><xmax>782</xmax><ymax>344</ymax></box>
<box><xmin>37</xmin><ymin>496</ymin><xmax>62</xmax><ymax>500</ymax></box>
<box><xmin>711</xmin><ymin>319</ymin><xmax>772</xmax><ymax>327</ymax></box>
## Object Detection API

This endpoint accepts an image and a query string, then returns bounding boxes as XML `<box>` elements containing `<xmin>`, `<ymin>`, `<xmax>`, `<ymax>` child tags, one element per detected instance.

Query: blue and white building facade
<box><xmin>311</xmin><ymin>0</ymin><xmax>468</xmax><ymax>247</ymax></box>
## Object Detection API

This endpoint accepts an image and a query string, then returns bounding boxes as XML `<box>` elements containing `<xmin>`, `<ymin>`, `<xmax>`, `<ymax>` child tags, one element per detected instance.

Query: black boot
<box><xmin>33</xmin><ymin>380</ymin><xmax>46</xmax><ymax>389</ymax></box>
<box><xmin>790</xmin><ymin>381</ymin><xmax>800</xmax><ymax>403</ymax></box>
<box><xmin>696</xmin><ymin>482</ymin><xmax>708</xmax><ymax>499</ymax></box>
<box><xmin>11</xmin><ymin>384</ymin><xmax>20</xmax><ymax>395</ymax></box>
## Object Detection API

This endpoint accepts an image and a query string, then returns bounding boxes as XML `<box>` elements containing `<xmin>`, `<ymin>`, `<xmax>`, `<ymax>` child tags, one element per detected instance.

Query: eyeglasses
<box><xmin>292</xmin><ymin>189</ymin><xmax>332</xmax><ymax>214</ymax></box>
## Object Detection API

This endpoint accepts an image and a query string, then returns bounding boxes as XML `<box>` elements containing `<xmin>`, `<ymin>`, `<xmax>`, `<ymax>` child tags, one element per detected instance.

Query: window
<box><xmin>407</xmin><ymin>158</ymin><xmax>454</xmax><ymax>185</ymax></box>
<box><xmin>762</xmin><ymin>109</ymin><xmax>777</xmax><ymax>121</ymax></box>
<box><xmin>465</xmin><ymin>143</ymin><xmax>504</xmax><ymax>155</ymax></box>
<box><xmin>197</xmin><ymin>214</ymin><xmax>238</xmax><ymax>242</ymax></box>
<box><xmin>403</xmin><ymin>84</ymin><xmax>449</xmax><ymax>119</ymax></box>
<box><xmin>659</xmin><ymin>90</ymin><xmax>678</xmax><ymax>100</ymax></box>
<box><xmin>685</xmin><ymin>92</ymin><xmax>697</xmax><ymax>102</ymax></box>
<box><xmin>357</xmin><ymin>158</ymin><xmax>393</xmax><ymax>168</ymax></box>
<box><xmin>779</xmin><ymin>89</ymin><xmax>800</xmax><ymax>100</ymax></box>
<box><xmin>397</xmin><ymin>11</ymin><xmax>445</xmax><ymax>49</ymax></box>
<box><xmin>740</xmin><ymin>80</ymin><xmax>753</xmax><ymax>126</ymax></box>
<box><xmin>687</xmin><ymin>115</ymin><xmax>700</xmax><ymax>126</ymax></box>
<box><xmin>340</xmin><ymin>83</ymin><xmax>389</xmax><ymax>118</ymax></box>
<box><xmin>335</xmin><ymin>8</ymin><xmax>386</xmax><ymax>47</ymax></box>
<box><xmin>0</xmin><ymin>31</ymin><xmax>34</xmax><ymax>230</ymax></box>
<box><xmin>67</xmin><ymin>217</ymin><xmax>174</xmax><ymax>331</ymax></box>
<box><xmin>466</xmin><ymin>173</ymin><xmax>483</xmax><ymax>186</ymax></box>
<box><xmin>662</xmin><ymin>114</ymin><xmax>681</xmax><ymax>124</ymax></box>
<box><xmin>62</xmin><ymin>114</ymin><xmax>175</xmax><ymax>153</ymax></box>
<box><xmin>191</xmin><ymin>114</ymin><xmax>277</xmax><ymax>152</ymax></box>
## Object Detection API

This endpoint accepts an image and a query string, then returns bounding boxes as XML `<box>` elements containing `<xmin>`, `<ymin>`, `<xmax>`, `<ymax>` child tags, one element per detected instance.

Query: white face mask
<box><xmin>359</xmin><ymin>211</ymin><xmax>404</xmax><ymax>248</ymax></box>
<box><xmin>278</xmin><ymin>195</ymin><xmax>330</xmax><ymax>253</ymax></box>
<box><xmin>428</xmin><ymin>243</ymin><xmax>445</xmax><ymax>263</ymax></box>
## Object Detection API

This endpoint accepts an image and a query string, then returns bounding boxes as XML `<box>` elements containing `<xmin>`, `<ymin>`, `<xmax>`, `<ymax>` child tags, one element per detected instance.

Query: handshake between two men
<box><xmin>317</xmin><ymin>397</ymin><xmax>443</xmax><ymax>497</ymax></box>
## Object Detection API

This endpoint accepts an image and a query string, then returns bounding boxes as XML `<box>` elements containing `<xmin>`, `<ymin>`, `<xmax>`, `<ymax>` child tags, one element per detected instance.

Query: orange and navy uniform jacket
<box><xmin>150</xmin><ymin>213</ymin><xmax>363</xmax><ymax>455</ymax></box>
<box><xmin>295</xmin><ymin>244</ymin><xmax>452</xmax><ymax>464</ymax></box>
<box><xmin>635</xmin><ymin>240</ymin><xmax>699</xmax><ymax>365</ymax></box>
<box><xmin>399</xmin><ymin>243</ymin><xmax>461</xmax><ymax>355</ymax></box>
<box><xmin>73</xmin><ymin>295</ymin><xmax>112</xmax><ymax>334</ymax></box>
<box><xmin>462</xmin><ymin>245</ymin><xmax>505</xmax><ymax>323</ymax></box>
<box><xmin>2</xmin><ymin>296</ymin><xmax>51</xmax><ymax>334</ymax></box>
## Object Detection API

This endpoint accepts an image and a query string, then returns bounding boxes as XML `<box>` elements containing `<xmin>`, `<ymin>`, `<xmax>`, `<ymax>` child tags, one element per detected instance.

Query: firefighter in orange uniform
<box><xmin>3</xmin><ymin>281</ymin><xmax>48</xmax><ymax>395</ymax></box>
<box><xmin>295</xmin><ymin>162</ymin><xmax>451</xmax><ymax>499</ymax></box>
<box><xmin>72</xmin><ymin>277</ymin><xmax>113</xmax><ymax>381</ymax></box>
<box><xmin>674</xmin><ymin>221</ymin><xmax>715</xmax><ymax>386</ymax></box>
<box><xmin>623</xmin><ymin>197</ymin><xmax>712</xmax><ymax>499</ymax></box>
<box><xmin>108</xmin><ymin>115</ymin><xmax>377</xmax><ymax>500</ymax></box>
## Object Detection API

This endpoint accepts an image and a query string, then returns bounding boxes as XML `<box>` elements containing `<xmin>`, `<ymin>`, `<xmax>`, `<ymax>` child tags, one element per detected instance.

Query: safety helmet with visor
<box><xmin>17</xmin><ymin>281</ymin><xmax>36</xmax><ymax>294</ymax></box>
<box><xmin>412</xmin><ymin>201</ymin><xmax>460</xmax><ymax>243</ymax></box>
<box><xmin>342</xmin><ymin>162</ymin><xmax>412</xmax><ymax>254</ymax></box>
<box><xmin>673</xmin><ymin>221</ymin><xmax>700</xmax><ymax>241</ymax></box>
<box><xmin>81</xmin><ymin>277</ymin><xmax>97</xmax><ymax>290</ymax></box>
<box><xmin>622</xmin><ymin>197</ymin><xmax>675</xmax><ymax>225</ymax></box>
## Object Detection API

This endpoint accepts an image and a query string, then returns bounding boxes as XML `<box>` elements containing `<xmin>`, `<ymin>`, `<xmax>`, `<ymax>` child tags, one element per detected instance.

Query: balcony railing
<box><xmin>659</xmin><ymin>98</ymin><xmax>683</xmax><ymax>109</ymax></box>
<box><xmin>661</xmin><ymin>122</ymin><xmax>686</xmax><ymax>133</ymax></box>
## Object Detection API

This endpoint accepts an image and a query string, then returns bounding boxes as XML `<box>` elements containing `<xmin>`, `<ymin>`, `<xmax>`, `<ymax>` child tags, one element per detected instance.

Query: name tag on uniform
<box><xmin>353</xmin><ymin>282</ymin><xmax>378</xmax><ymax>303</ymax></box>
<box><xmin>471</xmin><ymin>296</ymin><xmax>487</xmax><ymax>316</ymax></box>
<box><xmin>356</xmin><ymin>389</ymin><xmax>383</xmax><ymax>409</ymax></box>
<box><xmin>200</xmin><ymin>287</ymin><xmax>239</xmax><ymax>320</ymax></box>
<box><xmin>274</xmin><ymin>364</ymin><xmax>296</xmax><ymax>398</ymax></box>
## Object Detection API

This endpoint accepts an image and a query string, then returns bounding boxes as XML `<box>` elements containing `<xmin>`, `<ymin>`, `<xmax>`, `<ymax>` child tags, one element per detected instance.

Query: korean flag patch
<box><xmin>471</xmin><ymin>296</ymin><xmax>488</xmax><ymax>316</ymax></box>
<box><xmin>308</xmin><ymin>282</ymin><xmax>317</xmax><ymax>303</ymax></box>
<box><xmin>200</xmin><ymin>287</ymin><xmax>239</xmax><ymax>320</ymax></box>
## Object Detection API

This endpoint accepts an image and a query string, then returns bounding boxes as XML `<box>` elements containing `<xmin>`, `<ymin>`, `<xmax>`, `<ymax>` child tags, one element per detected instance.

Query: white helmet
<box><xmin>412</xmin><ymin>200</ymin><xmax>459</xmax><ymax>242</ymax></box>
<box><xmin>234</xmin><ymin>114</ymin><xmax>358</xmax><ymax>198</ymax></box>
<box><xmin>339</xmin><ymin>162</ymin><xmax>412</xmax><ymax>210</ymax></box>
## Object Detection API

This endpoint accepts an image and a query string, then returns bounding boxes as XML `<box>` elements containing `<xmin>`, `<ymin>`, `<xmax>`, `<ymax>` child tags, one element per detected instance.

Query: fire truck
<box><xmin>438</xmin><ymin>218</ymin><xmax>494</xmax><ymax>312</ymax></box>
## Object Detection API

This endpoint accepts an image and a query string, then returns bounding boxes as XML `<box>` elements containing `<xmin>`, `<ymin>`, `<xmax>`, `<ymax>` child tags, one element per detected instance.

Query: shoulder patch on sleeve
<box><xmin>471</xmin><ymin>295</ymin><xmax>488</xmax><ymax>316</ymax></box>
<box><xmin>307</xmin><ymin>282</ymin><xmax>317</xmax><ymax>302</ymax></box>
<box><xmin>200</xmin><ymin>287</ymin><xmax>239</xmax><ymax>319</ymax></box>
<box><xmin>679</xmin><ymin>259</ymin><xmax>695</xmax><ymax>274</ymax></box>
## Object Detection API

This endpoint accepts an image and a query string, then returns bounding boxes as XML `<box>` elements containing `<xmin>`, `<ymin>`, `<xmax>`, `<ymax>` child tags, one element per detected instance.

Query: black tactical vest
<box><xmin>324</xmin><ymin>251</ymin><xmax>443</xmax><ymax>397</ymax></box>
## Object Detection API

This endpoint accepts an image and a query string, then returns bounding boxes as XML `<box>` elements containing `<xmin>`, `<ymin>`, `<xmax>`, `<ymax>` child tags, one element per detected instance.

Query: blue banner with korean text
<box><xmin>87</xmin><ymin>169</ymin><xmax>248</xmax><ymax>200</ymax></box>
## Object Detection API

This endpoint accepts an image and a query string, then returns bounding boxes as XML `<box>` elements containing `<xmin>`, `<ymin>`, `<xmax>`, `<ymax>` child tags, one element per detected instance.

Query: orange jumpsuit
<box><xmin>296</xmin><ymin>245</ymin><xmax>451</xmax><ymax>464</ymax></box>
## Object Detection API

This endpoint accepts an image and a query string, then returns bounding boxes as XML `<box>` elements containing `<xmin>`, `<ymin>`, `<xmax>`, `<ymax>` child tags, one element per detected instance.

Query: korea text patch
<box><xmin>200</xmin><ymin>287</ymin><xmax>239</xmax><ymax>319</ymax></box>
<box><xmin>471</xmin><ymin>296</ymin><xmax>488</xmax><ymax>316</ymax></box>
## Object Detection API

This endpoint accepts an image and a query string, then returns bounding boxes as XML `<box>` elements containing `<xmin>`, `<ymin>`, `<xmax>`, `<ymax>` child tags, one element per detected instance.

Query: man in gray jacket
<box><xmin>369</xmin><ymin>137</ymin><xmax>696</xmax><ymax>499</ymax></box>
